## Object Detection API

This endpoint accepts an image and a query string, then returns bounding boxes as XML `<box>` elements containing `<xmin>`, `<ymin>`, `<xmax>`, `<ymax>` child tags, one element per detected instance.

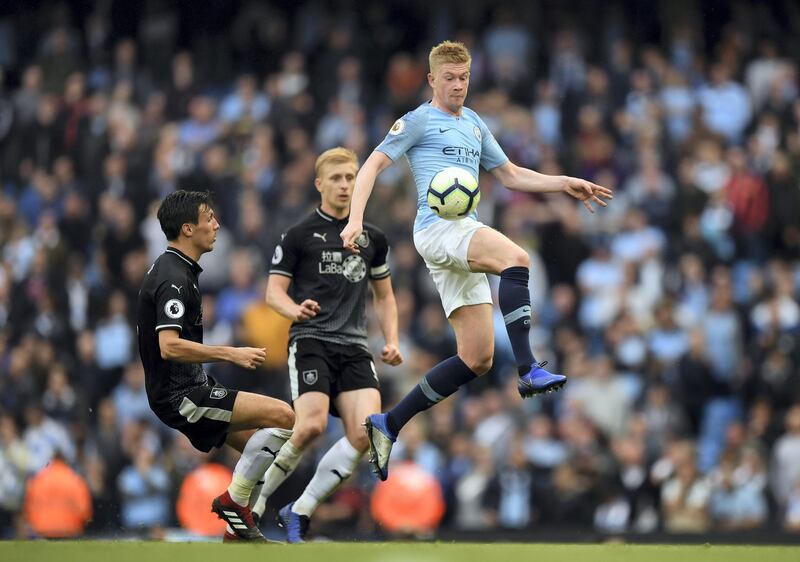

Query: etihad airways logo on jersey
<box><xmin>442</xmin><ymin>146</ymin><xmax>479</xmax><ymax>165</ymax></box>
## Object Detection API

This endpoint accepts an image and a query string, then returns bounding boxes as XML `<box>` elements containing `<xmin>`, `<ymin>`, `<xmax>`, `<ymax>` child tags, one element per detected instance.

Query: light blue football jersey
<box><xmin>375</xmin><ymin>102</ymin><xmax>509</xmax><ymax>232</ymax></box>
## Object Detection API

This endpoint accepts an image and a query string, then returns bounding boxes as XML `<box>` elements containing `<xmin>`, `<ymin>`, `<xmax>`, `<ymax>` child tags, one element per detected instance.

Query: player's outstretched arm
<box><xmin>265</xmin><ymin>274</ymin><xmax>319</xmax><ymax>322</ymax></box>
<box><xmin>370</xmin><ymin>276</ymin><xmax>403</xmax><ymax>366</ymax></box>
<box><xmin>341</xmin><ymin>151</ymin><xmax>393</xmax><ymax>251</ymax></box>
<box><xmin>158</xmin><ymin>329</ymin><xmax>266</xmax><ymax>369</ymax></box>
<box><xmin>491</xmin><ymin>161</ymin><xmax>613</xmax><ymax>213</ymax></box>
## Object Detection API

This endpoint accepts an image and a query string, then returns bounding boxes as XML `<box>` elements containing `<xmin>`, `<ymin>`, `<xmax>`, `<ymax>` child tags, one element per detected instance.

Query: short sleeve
<box><xmin>155</xmin><ymin>274</ymin><xmax>189</xmax><ymax>333</ymax></box>
<box><xmin>368</xmin><ymin>228</ymin><xmax>391</xmax><ymax>280</ymax></box>
<box><xmin>478</xmin><ymin>117</ymin><xmax>509</xmax><ymax>171</ymax></box>
<box><xmin>375</xmin><ymin>108</ymin><xmax>429</xmax><ymax>162</ymax></box>
<box><xmin>269</xmin><ymin>227</ymin><xmax>302</xmax><ymax>278</ymax></box>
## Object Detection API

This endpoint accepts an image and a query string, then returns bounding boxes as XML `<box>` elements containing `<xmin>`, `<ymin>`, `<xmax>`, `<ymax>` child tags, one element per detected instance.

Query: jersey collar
<box><xmin>165</xmin><ymin>247</ymin><xmax>203</xmax><ymax>274</ymax></box>
<box><xmin>315</xmin><ymin>207</ymin><xmax>349</xmax><ymax>224</ymax></box>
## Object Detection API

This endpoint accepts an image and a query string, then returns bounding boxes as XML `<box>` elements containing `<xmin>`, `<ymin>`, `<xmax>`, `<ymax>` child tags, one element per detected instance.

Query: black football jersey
<box><xmin>269</xmin><ymin>207</ymin><xmax>391</xmax><ymax>349</ymax></box>
<box><xmin>136</xmin><ymin>247</ymin><xmax>207</xmax><ymax>411</ymax></box>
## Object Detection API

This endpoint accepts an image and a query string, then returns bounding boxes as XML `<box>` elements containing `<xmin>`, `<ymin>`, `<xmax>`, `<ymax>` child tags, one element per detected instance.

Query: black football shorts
<box><xmin>288</xmin><ymin>338</ymin><xmax>379</xmax><ymax>415</ymax></box>
<box><xmin>154</xmin><ymin>376</ymin><xmax>238</xmax><ymax>452</ymax></box>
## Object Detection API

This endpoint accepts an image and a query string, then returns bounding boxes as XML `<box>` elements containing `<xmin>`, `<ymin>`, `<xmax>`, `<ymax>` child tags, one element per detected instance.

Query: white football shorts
<box><xmin>413</xmin><ymin>217</ymin><xmax>493</xmax><ymax>317</ymax></box>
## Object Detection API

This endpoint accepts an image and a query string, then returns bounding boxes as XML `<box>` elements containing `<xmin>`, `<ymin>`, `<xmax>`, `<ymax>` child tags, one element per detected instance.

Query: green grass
<box><xmin>1</xmin><ymin>541</ymin><xmax>798</xmax><ymax>562</ymax></box>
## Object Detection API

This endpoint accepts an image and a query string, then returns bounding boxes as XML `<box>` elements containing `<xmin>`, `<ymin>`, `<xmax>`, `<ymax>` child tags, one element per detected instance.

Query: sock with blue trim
<box><xmin>499</xmin><ymin>266</ymin><xmax>536</xmax><ymax>375</ymax></box>
<box><xmin>386</xmin><ymin>356</ymin><xmax>476</xmax><ymax>435</ymax></box>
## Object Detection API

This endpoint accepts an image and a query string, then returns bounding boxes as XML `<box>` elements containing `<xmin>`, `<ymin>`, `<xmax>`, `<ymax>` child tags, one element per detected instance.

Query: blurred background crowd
<box><xmin>1</xmin><ymin>0</ymin><xmax>800</xmax><ymax>540</ymax></box>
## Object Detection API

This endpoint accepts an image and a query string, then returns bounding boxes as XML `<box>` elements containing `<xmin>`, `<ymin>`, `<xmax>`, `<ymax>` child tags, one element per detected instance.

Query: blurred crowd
<box><xmin>1</xmin><ymin>0</ymin><xmax>800</xmax><ymax>539</ymax></box>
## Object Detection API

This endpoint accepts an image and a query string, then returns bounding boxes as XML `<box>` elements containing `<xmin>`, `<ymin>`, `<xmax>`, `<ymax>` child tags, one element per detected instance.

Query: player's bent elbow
<box><xmin>493</xmin><ymin>165</ymin><xmax>518</xmax><ymax>190</ymax></box>
<box><xmin>265</xmin><ymin>289</ymin><xmax>289</xmax><ymax>317</ymax></box>
<box><xmin>158</xmin><ymin>330</ymin><xmax>184</xmax><ymax>361</ymax></box>
<box><xmin>160</xmin><ymin>343</ymin><xmax>176</xmax><ymax>361</ymax></box>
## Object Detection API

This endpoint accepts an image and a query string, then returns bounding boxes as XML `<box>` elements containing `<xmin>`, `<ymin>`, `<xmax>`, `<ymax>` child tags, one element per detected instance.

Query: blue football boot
<box><xmin>364</xmin><ymin>413</ymin><xmax>396</xmax><ymax>481</ymax></box>
<box><xmin>276</xmin><ymin>502</ymin><xmax>309</xmax><ymax>543</ymax></box>
<box><xmin>518</xmin><ymin>361</ymin><xmax>567</xmax><ymax>398</ymax></box>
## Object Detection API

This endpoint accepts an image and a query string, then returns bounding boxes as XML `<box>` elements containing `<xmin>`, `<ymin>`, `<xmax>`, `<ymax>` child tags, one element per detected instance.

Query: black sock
<box><xmin>499</xmin><ymin>266</ymin><xmax>536</xmax><ymax>375</ymax></box>
<box><xmin>386</xmin><ymin>356</ymin><xmax>476</xmax><ymax>435</ymax></box>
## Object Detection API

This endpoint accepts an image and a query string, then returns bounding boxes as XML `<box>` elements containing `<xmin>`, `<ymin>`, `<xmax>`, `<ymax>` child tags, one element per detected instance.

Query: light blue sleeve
<box><xmin>478</xmin><ymin>117</ymin><xmax>509</xmax><ymax>171</ymax></box>
<box><xmin>375</xmin><ymin>107</ymin><xmax>429</xmax><ymax>162</ymax></box>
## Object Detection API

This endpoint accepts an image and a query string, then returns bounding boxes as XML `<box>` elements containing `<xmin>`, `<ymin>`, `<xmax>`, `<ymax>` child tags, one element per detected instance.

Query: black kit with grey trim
<box><xmin>269</xmin><ymin>207</ymin><xmax>391</xmax><ymax>351</ymax></box>
<box><xmin>136</xmin><ymin>246</ymin><xmax>237</xmax><ymax>452</ymax></box>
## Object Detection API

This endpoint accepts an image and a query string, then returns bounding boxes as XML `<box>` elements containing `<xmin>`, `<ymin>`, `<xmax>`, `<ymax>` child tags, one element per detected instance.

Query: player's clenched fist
<box><xmin>381</xmin><ymin>343</ymin><xmax>403</xmax><ymax>366</ymax></box>
<box><xmin>294</xmin><ymin>299</ymin><xmax>320</xmax><ymax>322</ymax></box>
<box><xmin>230</xmin><ymin>347</ymin><xmax>267</xmax><ymax>369</ymax></box>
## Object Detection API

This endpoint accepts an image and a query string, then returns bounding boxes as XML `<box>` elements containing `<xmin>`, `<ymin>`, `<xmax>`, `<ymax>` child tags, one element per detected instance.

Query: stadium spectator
<box><xmin>22</xmin><ymin>402</ymin><xmax>75</xmax><ymax>474</ymax></box>
<box><xmin>660</xmin><ymin>441</ymin><xmax>711</xmax><ymax>533</ymax></box>
<box><xmin>484</xmin><ymin>436</ymin><xmax>535</xmax><ymax>529</ymax></box>
<box><xmin>0</xmin><ymin>413</ymin><xmax>27</xmax><ymax>538</ymax></box>
<box><xmin>392</xmin><ymin>418</ymin><xmax>444</xmax><ymax>477</ymax></box>
<box><xmin>23</xmin><ymin>452</ymin><xmax>92</xmax><ymax>538</ymax></box>
<box><xmin>696</xmin><ymin>63</ymin><xmax>752</xmax><ymax>144</ymax></box>
<box><xmin>117</xmin><ymin>446</ymin><xmax>171</xmax><ymax>533</ymax></box>
<box><xmin>214</xmin><ymin>248</ymin><xmax>261</xmax><ymax>326</ymax></box>
<box><xmin>41</xmin><ymin>363</ymin><xmax>80</xmax><ymax>423</ymax></box>
<box><xmin>771</xmin><ymin>405</ymin><xmax>800</xmax><ymax>510</ymax></box>
<box><xmin>708</xmin><ymin>443</ymin><xmax>769</xmax><ymax>530</ymax></box>
<box><xmin>784</xmin><ymin>479</ymin><xmax>800</xmax><ymax>532</ymax></box>
<box><xmin>453</xmin><ymin>445</ymin><xmax>495</xmax><ymax>530</ymax></box>
<box><xmin>112</xmin><ymin>361</ymin><xmax>158</xmax><ymax>429</ymax></box>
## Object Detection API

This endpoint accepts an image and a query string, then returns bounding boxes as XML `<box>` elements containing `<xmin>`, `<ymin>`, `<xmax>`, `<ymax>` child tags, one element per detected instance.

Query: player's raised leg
<box><xmin>211</xmin><ymin>392</ymin><xmax>294</xmax><ymax>542</ymax></box>
<box><xmin>467</xmin><ymin>226</ymin><xmax>566</xmax><ymax>397</ymax></box>
<box><xmin>278</xmin><ymin>388</ymin><xmax>378</xmax><ymax>542</ymax></box>
<box><xmin>366</xmin><ymin>304</ymin><xmax>491</xmax><ymax>480</ymax></box>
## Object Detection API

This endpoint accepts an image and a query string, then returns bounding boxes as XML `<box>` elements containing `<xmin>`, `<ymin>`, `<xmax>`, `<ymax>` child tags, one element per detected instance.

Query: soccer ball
<box><xmin>426</xmin><ymin>166</ymin><xmax>480</xmax><ymax>220</ymax></box>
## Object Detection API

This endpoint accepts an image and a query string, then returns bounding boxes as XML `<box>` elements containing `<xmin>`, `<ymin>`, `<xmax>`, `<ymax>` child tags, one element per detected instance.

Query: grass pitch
<box><xmin>1</xmin><ymin>541</ymin><xmax>797</xmax><ymax>562</ymax></box>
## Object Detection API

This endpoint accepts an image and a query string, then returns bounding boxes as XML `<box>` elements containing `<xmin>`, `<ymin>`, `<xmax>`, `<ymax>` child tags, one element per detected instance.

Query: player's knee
<box><xmin>504</xmin><ymin>248</ymin><xmax>530</xmax><ymax>269</ymax></box>
<box><xmin>293</xmin><ymin>417</ymin><xmax>326</xmax><ymax>445</ymax></box>
<box><xmin>463</xmin><ymin>353</ymin><xmax>493</xmax><ymax>376</ymax></box>
<box><xmin>271</xmin><ymin>403</ymin><xmax>295</xmax><ymax>430</ymax></box>
<box><xmin>346</xmin><ymin>430</ymin><xmax>369</xmax><ymax>454</ymax></box>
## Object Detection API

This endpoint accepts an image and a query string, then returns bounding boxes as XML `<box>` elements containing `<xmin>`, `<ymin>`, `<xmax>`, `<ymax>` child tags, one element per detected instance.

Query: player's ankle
<box><xmin>384</xmin><ymin>412</ymin><xmax>400</xmax><ymax>437</ymax></box>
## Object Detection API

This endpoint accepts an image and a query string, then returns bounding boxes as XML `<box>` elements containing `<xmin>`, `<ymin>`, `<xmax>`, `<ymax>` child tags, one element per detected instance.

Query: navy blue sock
<box><xmin>499</xmin><ymin>266</ymin><xmax>536</xmax><ymax>374</ymax></box>
<box><xmin>386</xmin><ymin>356</ymin><xmax>477</xmax><ymax>436</ymax></box>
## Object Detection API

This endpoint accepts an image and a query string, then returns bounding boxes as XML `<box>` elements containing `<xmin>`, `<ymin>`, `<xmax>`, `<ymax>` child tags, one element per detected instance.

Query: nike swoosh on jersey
<box><xmin>438</xmin><ymin>128</ymin><xmax>452</xmax><ymax>133</ymax></box>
